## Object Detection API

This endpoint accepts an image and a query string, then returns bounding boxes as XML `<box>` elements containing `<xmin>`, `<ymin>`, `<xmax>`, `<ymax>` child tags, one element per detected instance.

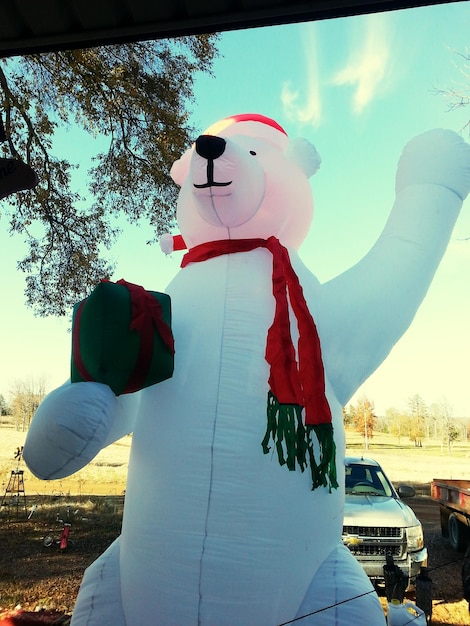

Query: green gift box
<box><xmin>71</xmin><ymin>279</ymin><xmax>174</xmax><ymax>395</ymax></box>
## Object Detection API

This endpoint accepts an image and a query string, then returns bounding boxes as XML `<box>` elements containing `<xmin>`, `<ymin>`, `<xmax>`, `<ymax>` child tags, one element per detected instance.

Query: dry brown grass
<box><xmin>2</xmin><ymin>423</ymin><xmax>470</xmax><ymax>623</ymax></box>
<box><xmin>2</xmin><ymin>422</ymin><xmax>467</xmax><ymax>499</ymax></box>
<box><xmin>0</xmin><ymin>423</ymin><xmax>130</xmax><ymax>498</ymax></box>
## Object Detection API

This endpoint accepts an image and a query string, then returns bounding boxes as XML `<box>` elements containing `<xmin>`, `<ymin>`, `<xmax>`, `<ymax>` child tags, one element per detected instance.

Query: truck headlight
<box><xmin>406</xmin><ymin>524</ymin><xmax>424</xmax><ymax>551</ymax></box>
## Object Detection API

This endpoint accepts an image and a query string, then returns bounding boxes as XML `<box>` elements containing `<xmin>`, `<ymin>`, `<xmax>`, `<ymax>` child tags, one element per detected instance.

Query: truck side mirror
<box><xmin>397</xmin><ymin>485</ymin><xmax>415</xmax><ymax>498</ymax></box>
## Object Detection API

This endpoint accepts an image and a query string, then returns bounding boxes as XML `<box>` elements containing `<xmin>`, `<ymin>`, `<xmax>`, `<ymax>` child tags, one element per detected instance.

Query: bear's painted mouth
<box><xmin>193</xmin><ymin>158</ymin><xmax>232</xmax><ymax>189</ymax></box>
<box><xmin>193</xmin><ymin>180</ymin><xmax>232</xmax><ymax>189</ymax></box>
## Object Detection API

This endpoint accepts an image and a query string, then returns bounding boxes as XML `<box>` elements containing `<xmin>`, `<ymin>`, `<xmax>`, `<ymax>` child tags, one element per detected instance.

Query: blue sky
<box><xmin>1</xmin><ymin>1</ymin><xmax>470</xmax><ymax>416</ymax></box>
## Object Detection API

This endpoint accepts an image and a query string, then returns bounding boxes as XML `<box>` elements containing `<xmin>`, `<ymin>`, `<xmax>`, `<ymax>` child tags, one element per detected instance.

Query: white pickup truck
<box><xmin>342</xmin><ymin>456</ymin><xmax>428</xmax><ymax>589</ymax></box>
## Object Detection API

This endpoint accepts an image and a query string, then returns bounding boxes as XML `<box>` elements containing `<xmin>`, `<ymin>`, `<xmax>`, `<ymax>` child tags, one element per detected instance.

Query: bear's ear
<box><xmin>284</xmin><ymin>137</ymin><xmax>321</xmax><ymax>178</ymax></box>
<box><xmin>170</xmin><ymin>148</ymin><xmax>193</xmax><ymax>186</ymax></box>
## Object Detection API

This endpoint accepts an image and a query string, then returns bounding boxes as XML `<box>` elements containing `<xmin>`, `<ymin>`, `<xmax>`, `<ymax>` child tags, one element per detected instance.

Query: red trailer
<box><xmin>431</xmin><ymin>479</ymin><xmax>470</xmax><ymax>550</ymax></box>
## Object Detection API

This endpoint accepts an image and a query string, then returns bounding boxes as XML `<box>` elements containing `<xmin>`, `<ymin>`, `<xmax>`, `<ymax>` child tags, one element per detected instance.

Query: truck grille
<box><xmin>343</xmin><ymin>525</ymin><xmax>403</xmax><ymax>538</ymax></box>
<box><xmin>347</xmin><ymin>543</ymin><xmax>403</xmax><ymax>557</ymax></box>
<box><xmin>342</xmin><ymin>526</ymin><xmax>406</xmax><ymax>559</ymax></box>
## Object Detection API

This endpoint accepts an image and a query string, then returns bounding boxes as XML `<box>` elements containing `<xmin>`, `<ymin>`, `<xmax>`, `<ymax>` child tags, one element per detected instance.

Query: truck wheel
<box><xmin>448</xmin><ymin>513</ymin><xmax>468</xmax><ymax>551</ymax></box>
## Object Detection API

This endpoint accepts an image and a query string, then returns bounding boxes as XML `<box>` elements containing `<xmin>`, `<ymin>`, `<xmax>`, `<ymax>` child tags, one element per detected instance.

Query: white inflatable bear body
<box><xmin>24</xmin><ymin>114</ymin><xmax>470</xmax><ymax>626</ymax></box>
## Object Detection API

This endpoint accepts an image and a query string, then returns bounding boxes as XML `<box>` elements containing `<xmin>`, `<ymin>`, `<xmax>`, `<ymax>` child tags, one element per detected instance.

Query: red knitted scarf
<box><xmin>181</xmin><ymin>236</ymin><xmax>337</xmax><ymax>491</ymax></box>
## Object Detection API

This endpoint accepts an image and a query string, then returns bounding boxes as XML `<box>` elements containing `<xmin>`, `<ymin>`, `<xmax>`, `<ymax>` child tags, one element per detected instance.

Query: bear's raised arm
<box><xmin>316</xmin><ymin>129</ymin><xmax>470</xmax><ymax>406</ymax></box>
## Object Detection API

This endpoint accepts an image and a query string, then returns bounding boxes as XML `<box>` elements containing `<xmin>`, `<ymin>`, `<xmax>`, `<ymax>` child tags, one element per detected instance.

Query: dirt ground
<box><xmin>0</xmin><ymin>495</ymin><xmax>123</xmax><ymax>623</ymax></box>
<box><xmin>0</xmin><ymin>492</ymin><xmax>469</xmax><ymax>624</ymax></box>
<box><xmin>1</xmin><ymin>426</ymin><xmax>470</xmax><ymax>624</ymax></box>
<box><xmin>393</xmin><ymin>493</ymin><xmax>470</xmax><ymax>625</ymax></box>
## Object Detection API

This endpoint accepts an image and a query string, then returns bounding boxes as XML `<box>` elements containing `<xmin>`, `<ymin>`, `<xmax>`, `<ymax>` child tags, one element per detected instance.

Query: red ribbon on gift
<box><xmin>117</xmin><ymin>279</ymin><xmax>174</xmax><ymax>393</ymax></box>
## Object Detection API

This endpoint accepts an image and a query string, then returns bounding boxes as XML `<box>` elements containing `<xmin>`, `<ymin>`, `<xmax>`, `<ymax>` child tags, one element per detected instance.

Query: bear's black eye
<box><xmin>249</xmin><ymin>150</ymin><xmax>257</xmax><ymax>156</ymax></box>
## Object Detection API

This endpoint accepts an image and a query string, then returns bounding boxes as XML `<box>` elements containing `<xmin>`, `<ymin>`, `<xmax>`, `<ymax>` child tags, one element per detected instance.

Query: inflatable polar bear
<box><xmin>24</xmin><ymin>113</ymin><xmax>470</xmax><ymax>626</ymax></box>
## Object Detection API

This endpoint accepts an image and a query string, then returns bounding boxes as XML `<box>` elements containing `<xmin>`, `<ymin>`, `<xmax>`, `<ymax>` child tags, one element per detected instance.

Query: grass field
<box><xmin>0</xmin><ymin>423</ymin><xmax>131</xmax><ymax>499</ymax></box>
<box><xmin>1</xmin><ymin>423</ymin><xmax>468</xmax><ymax>499</ymax></box>
<box><xmin>1</xmin><ymin>422</ymin><xmax>470</xmax><ymax>624</ymax></box>
<box><xmin>345</xmin><ymin>429</ymin><xmax>470</xmax><ymax>488</ymax></box>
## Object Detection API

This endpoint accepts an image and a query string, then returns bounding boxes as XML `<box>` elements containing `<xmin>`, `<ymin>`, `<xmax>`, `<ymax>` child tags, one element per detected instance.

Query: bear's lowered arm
<box><xmin>23</xmin><ymin>381</ymin><xmax>139</xmax><ymax>480</ymax></box>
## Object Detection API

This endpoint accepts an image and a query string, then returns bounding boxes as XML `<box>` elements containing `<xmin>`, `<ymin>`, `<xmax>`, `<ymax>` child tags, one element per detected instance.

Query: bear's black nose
<box><xmin>195</xmin><ymin>135</ymin><xmax>226</xmax><ymax>160</ymax></box>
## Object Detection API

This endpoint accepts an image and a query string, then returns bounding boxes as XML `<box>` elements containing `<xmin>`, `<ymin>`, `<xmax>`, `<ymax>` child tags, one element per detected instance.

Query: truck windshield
<box><xmin>345</xmin><ymin>464</ymin><xmax>393</xmax><ymax>497</ymax></box>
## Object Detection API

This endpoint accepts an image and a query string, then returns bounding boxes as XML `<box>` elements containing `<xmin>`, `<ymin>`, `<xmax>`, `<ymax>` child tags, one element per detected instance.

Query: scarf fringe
<box><xmin>262</xmin><ymin>391</ymin><xmax>338</xmax><ymax>492</ymax></box>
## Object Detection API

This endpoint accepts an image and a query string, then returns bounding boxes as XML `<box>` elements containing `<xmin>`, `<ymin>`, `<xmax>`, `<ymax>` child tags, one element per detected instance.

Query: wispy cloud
<box><xmin>281</xmin><ymin>26</ymin><xmax>322</xmax><ymax>127</ymax></box>
<box><xmin>332</xmin><ymin>14</ymin><xmax>392</xmax><ymax>114</ymax></box>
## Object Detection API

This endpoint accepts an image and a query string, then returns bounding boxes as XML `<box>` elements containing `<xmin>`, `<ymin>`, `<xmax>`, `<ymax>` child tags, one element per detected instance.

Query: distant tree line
<box><xmin>344</xmin><ymin>393</ymin><xmax>468</xmax><ymax>454</ymax></box>
<box><xmin>2</xmin><ymin>381</ymin><xmax>468</xmax><ymax>452</ymax></box>
<box><xmin>0</xmin><ymin>377</ymin><xmax>46</xmax><ymax>431</ymax></box>
<box><xmin>0</xmin><ymin>393</ymin><xmax>10</xmax><ymax>416</ymax></box>
<box><xmin>343</xmin><ymin>396</ymin><xmax>376</xmax><ymax>451</ymax></box>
